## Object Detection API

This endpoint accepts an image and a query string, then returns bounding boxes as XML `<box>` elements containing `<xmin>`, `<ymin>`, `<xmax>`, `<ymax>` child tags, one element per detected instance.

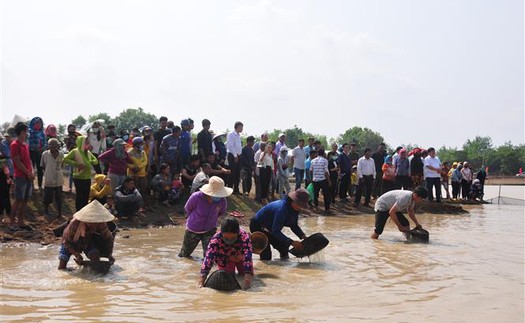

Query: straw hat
<box><xmin>200</xmin><ymin>176</ymin><xmax>233</xmax><ymax>198</ymax></box>
<box><xmin>73</xmin><ymin>200</ymin><xmax>115</xmax><ymax>223</ymax></box>
<box><xmin>251</xmin><ymin>231</ymin><xmax>269</xmax><ymax>254</ymax></box>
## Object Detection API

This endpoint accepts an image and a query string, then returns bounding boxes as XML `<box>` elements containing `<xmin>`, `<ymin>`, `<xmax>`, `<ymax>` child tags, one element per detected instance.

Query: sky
<box><xmin>1</xmin><ymin>0</ymin><xmax>523</xmax><ymax>149</ymax></box>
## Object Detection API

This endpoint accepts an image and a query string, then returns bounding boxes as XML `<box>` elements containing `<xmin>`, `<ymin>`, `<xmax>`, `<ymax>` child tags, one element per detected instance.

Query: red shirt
<box><xmin>10</xmin><ymin>140</ymin><xmax>32</xmax><ymax>178</ymax></box>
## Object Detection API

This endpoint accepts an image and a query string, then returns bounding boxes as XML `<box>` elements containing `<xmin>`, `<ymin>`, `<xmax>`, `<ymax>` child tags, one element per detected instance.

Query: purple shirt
<box><xmin>184</xmin><ymin>191</ymin><xmax>227</xmax><ymax>233</ymax></box>
<box><xmin>98</xmin><ymin>148</ymin><xmax>132</xmax><ymax>176</ymax></box>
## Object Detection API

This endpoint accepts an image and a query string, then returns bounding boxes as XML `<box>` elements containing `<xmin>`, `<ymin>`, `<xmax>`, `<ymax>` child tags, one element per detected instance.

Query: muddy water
<box><xmin>1</xmin><ymin>203</ymin><xmax>524</xmax><ymax>322</ymax></box>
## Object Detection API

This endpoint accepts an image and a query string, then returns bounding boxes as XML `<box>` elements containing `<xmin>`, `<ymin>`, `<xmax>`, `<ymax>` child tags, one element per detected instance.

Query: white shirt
<box><xmin>423</xmin><ymin>155</ymin><xmax>441</xmax><ymax>178</ymax></box>
<box><xmin>357</xmin><ymin>156</ymin><xmax>376</xmax><ymax>178</ymax></box>
<box><xmin>311</xmin><ymin>156</ymin><xmax>329</xmax><ymax>182</ymax></box>
<box><xmin>226</xmin><ymin>131</ymin><xmax>242</xmax><ymax>157</ymax></box>
<box><xmin>291</xmin><ymin>146</ymin><xmax>306</xmax><ymax>170</ymax></box>
<box><xmin>40</xmin><ymin>150</ymin><xmax>64</xmax><ymax>187</ymax></box>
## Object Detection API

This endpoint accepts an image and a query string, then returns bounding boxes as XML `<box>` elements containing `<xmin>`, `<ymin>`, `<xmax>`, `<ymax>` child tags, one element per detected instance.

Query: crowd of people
<box><xmin>0</xmin><ymin>115</ymin><xmax>488</xmax><ymax>288</ymax></box>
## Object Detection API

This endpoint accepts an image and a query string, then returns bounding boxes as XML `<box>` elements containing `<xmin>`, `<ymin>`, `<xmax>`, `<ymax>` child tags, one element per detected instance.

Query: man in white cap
<box><xmin>58</xmin><ymin>200</ymin><xmax>116</xmax><ymax>270</ymax></box>
<box><xmin>274</xmin><ymin>133</ymin><xmax>286</xmax><ymax>155</ymax></box>
<box><xmin>178</xmin><ymin>176</ymin><xmax>233</xmax><ymax>258</ymax></box>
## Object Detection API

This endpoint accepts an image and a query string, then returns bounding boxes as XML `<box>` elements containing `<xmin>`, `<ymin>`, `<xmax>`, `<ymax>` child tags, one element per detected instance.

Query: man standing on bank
<box><xmin>226</xmin><ymin>121</ymin><xmax>243</xmax><ymax>195</ymax></box>
<box><xmin>371</xmin><ymin>186</ymin><xmax>428</xmax><ymax>239</ymax></box>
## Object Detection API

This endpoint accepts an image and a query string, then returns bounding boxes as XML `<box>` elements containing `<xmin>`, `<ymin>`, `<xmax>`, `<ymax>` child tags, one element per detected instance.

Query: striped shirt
<box><xmin>310</xmin><ymin>156</ymin><xmax>329</xmax><ymax>182</ymax></box>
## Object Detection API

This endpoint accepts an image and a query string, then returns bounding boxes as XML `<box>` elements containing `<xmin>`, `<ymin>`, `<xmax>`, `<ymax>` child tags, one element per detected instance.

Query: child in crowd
<box><xmin>171</xmin><ymin>173</ymin><xmax>184</xmax><ymax>203</ymax></box>
<box><xmin>104</xmin><ymin>195</ymin><xmax>118</xmax><ymax>216</ymax></box>
<box><xmin>350</xmin><ymin>165</ymin><xmax>358</xmax><ymax>197</ymax></box>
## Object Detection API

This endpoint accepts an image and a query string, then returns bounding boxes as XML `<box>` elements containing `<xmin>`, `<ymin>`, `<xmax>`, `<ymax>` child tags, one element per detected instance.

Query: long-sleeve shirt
<box><xmin>114</xmin><ymin>186</ymin><xmax>142</xmax><ymax>204</ymax></box>
<box><xmin>357</xmin><ymin>156</ymin><xmax>376</xmax><ymax>178</ymax></box>
<box><xmin>253</xmin><ymin>197</ymin><xmax>305</xmax><ymax>247</ymax></box>
<box><xmin>127</xmin><ymin>148</ymin><xmax>148</xmax><ymax>177</ymax></box>
<box><xmin>180</xmin><ymin>130</ymin><xmax>192</xmax><ymax>158</ymax></box>
<box><xmin>461</xmin><ymin>168</ymin><xmax>473</xmax><ymax>181</ymax></box>
<box><xmin>184</xmin><ymin>191</ymin><xmax>226</xmax><ymax>233</ymax></box>
<box><xmin>337</xmin><ymin>152</ymin><xmax>352</xmax><ymax>175</ymax></box>
<box><xmin>226</xmin><ymin>131</ymin><xmax>242</xmax><ymax>157</ymax></box>
<box><xmin>200</xmin><ymin>229</ymin><xmax>253</xmax><ymax>278</ymax></box>
<box><xmin>63</xmin><ymin>136</ymin><xmax>99</xmax><ymax>180</ymax></box>
<box><xmin>62</xmin><ymin>219</ymin><xmax>114</xmax><ymax>256</ymax></box>
<box><xmin>277</xmin><ymin>155</ymin><xmax>290</xmax><ymax>179</ymax></box>
<box><xmin>41</xmin><ymin>150</ymin><xmax>64</xmax><ymax>187</ymax></box>
<box><xmin>159</xmin><ymin>134</ymin><xmax>181</xmax><ymax>164</ymax></box>
<box><xmin>98</xmin><ymin>148</ymin><xmax>132</xmax><ymax>176</ymax></box>
<box><xmin>240</xmin><ymin>145</ymin><xmax>255</xmax><ymax>171</ymax></box>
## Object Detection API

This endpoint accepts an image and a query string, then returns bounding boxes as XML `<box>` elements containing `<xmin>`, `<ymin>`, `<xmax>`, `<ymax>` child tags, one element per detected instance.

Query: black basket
<box><xmin>204</xmin><ymin>270</ymin><xmax>241</xmax><ymax>291</ymax></box>
<box><xmin>81</xmin><ymin>260</ymin><xmax>112</xmax><ymax>275</ymax></box>
<box><xmin>407</xmin><ymin>227</ymin><xmax>429</xmax><ymax>243</ymax></box>
<box><xmin>289</xmin><ymin>233</ymin><xmax>329</xmax><ymax>258</ymax></box>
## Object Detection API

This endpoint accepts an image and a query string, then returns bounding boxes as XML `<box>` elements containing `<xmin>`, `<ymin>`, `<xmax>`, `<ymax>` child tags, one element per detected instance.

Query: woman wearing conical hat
<box><xmin>58</xmin><ymin>200</ymin><xmax>116</xmax><ymax>270</ymax></box>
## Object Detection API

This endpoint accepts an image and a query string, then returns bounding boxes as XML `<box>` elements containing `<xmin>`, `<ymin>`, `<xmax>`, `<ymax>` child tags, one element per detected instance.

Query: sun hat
<box><xmin>200</xmin><ymin>176</ymin><xmax>233</xmax><ymax>198</ymax></box>
<box><xmin>278</xmin><ymin>133</ymin><xmax>285</xmax><ymax>138</ymax></box>
<box><xmin>73</xmin><ymin>200</ymin><xmax>116</xmax><ymax>223</ymax></box>
<box><xmin>288</xmin><ymin>189</ymin><xmax>309</xmax><ymax>209</ymax></box>
<box><xmin>132</xmin><ymin>136</ymin><xmax>144</xmax><ymax>145</ymax></box>
<box><xmin>279</xmin><ymin>146</ymin><xmax>289</xmax><ymax>153</ymax></box>
<box><xmin>251</xmin><ymin>231</ymin><xmax>269</xmax><ymax>254</ymax></box>
<box><xmin>213</xmin><ymin>133</ymin><xmax>226</xmax><ymax>140</ymax></box>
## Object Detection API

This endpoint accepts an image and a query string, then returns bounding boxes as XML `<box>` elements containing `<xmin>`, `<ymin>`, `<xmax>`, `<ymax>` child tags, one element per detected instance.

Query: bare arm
<box><xmin>388</xmin><ymin>204</ymin><xmax>408</xmax><ymax>232</ymax></box>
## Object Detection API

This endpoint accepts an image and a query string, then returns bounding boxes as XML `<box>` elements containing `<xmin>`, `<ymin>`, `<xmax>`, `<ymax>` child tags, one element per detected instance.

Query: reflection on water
<box><xmin>1</xmin><ymin>203</ymin><xmax>524</xmax><ymax>322</ymax></box>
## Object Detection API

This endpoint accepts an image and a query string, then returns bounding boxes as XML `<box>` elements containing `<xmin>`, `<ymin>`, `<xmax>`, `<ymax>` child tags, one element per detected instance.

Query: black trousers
<box><xmin>30</xmin><ymin>150</ymin><xmax>43</xmax><ymax>188</ymax></box>
<box><xmin>373</xmin><ymin>171</ymin><xmax>383</xmax><ymax>198</ymax></box>
<box><xmin>44</xmin><ymin>186</ymin><xmax>63</xmax><ymax>213</ymax></box>
<box><xmin>338</xmin><ymin>173</ymin><xmax>350</xmax><ymax>199</ymax></box>
<box><xmin>395</xmin><ymin>175</ymin><xmax>412</xmax><ymax>190</ymax></box>
<box><xmin>426</xmin><ymin>177</ymin><xmax>441</xmax><ymax>202</ymax></box>
<box><xmin>227</xmin><ymin>153</ymin><xmax>241</xmax><ymax>193</ymax></box>
<box><xmin>451</xmin><ymin>181</ymin><xmax>461</xmax><ymax>198</ymax></box>
<box><xmin>240</xmin><ymin>167</ymin><xmax>253</xmax><ymax>195</ymax></box>
<box><xmin>259</xmin><ymin>166</ymin><xmax>272</xmax><ymax>201</ymax></box>
<box><xmin>461</xmin><ymin>179</ymin><xmax>471</xmax><ymax>199</ymax></box>
<box><xmin>313</xmin><ymin>179</ymin><xmax>331</xmax><ymax>211</ymax></box>
<box><xmin>250</xmin><ymin>218</ymin><xmax>289</xmax><ymax>260</ymax></box>
<box><xmin>73</xmin><ymin>178</ymin><xmax>91</xmax><ymax>211</ymax></box>
<box><xmin>354</xmin><ymin>175</ymin><xmax>374</xmax><ymax>206</ymax></box>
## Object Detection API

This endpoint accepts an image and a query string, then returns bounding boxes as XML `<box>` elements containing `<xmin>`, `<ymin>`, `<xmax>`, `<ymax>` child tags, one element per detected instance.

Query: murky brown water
<box><xmin>1</xmin><ymin>187</ymin><xmax>524</xmax><ymax>322</ymax></box>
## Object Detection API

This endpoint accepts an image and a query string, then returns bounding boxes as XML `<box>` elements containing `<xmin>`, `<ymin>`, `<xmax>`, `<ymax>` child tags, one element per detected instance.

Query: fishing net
<box><xmin>485</xmin><ymin>196</ymin><xmax>525</xmax><ymax>205</ymax></box>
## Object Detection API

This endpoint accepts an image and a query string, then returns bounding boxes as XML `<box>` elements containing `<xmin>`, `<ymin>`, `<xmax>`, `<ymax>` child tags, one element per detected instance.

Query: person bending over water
<box><xmin>371</xmin><ymin>186</ymin><xmax>428</xmax><ymax>239</ymax></box>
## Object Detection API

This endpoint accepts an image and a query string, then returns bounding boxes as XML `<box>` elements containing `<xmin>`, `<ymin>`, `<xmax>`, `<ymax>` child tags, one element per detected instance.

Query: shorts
<box><xmin>58</xmin><ymin>243</ymin><xmax>98</xmax><ymax>262</ymax></box>
<box><xmin>14</xmin><ymin>177</ymin><xmax>33</xmax><ymax>200</ymax></box>
<box><xmin>374</xmin><ymin>211</ymin><xmax>409</xmax><ymax>235</ymax></box>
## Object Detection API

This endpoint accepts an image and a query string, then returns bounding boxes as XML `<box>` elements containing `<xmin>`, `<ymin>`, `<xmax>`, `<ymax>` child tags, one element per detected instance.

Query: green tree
<box><xmin>112</xmin><ymin>107</ymin><xmax>158</xmax><ymax>133</ymax></box>
<box><xmin>462</xmin><ymin>136</ymin><xmax>493</xmax><ymax>169</ymax></box>
<box><xmin>88</xmin><ymin>112</ymin><xmax>113</xmax><ymax>125</ymax></box>
<box><xmin>71</xmin><ymin>115</ymin><xmax>87</xmax><ymax>128</ymax></box>
<box><xmin>490</xmin><ymin>142</ymin><xmax>522</xmax><ymax>175</ymax></box>
<box><xmin>268</xmin><ymin>126</ymin><xmax>327</xmax><ymax>149</ymax></box>
<box><xmin>57</xmin><ymin>124</ymin><xmax>66</xmax><ymax>136</ymax></box>
<box><xmin>337</xmin><ymin>126</ymin><xmax>386</xmax><ymax>153</ymax></box>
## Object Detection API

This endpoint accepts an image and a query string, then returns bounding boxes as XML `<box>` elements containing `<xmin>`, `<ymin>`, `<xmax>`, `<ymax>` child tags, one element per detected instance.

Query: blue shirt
<box><xmin>180</xmin><ymin>131</ymin><xmax>191</xmax><ymax>157</ymax></box>
<box><xmin>253</xmin><ymin>197</ymin><xmax>305</xmax><ymax>246</ymax></box>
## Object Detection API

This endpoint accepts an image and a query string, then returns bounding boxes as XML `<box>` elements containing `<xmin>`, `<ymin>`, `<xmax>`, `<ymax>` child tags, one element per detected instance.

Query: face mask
<box><xmin>223</xmin><ymin>237</ymin><xmax>237</xmax><ymax>245</ymax></box>
<box><xmin>122</xmin><ymin>135</ymin><xmax>129</xmax><ymax>141</ymax></box>
<box><xmin>34</xmin><ymin>124</ymin><xmax>42</xmax><ymax>131</ymax></box>
<box><xmin>138</xmin><ymin>145</ymin><xmax>144</xmax><ymax>152</ymax></box>
<box><xmin>211</xmin><ymin>196</ymin><xmax>222</xmax><ymax>203</ymax></box>
<box><xmin>92</xmin><ymin>127</ymin><xmax>99</xmax><ymax>133</ymax></box>
<box><xmin>331</xmin><ymin>156</ymin><xmax>338</xmax><ymax>161</ymax></box>
<box><xmin>68</xmin><ymin>130</ymin><xmax>75</xmax><ymax>135</ymax></box>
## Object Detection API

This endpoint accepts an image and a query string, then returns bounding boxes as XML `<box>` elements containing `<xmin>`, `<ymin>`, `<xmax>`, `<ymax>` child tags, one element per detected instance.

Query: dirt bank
<box><xmin>485</xmin><ymin>175</ymin><xmax>525</xmax><ymax>186</ymax></box>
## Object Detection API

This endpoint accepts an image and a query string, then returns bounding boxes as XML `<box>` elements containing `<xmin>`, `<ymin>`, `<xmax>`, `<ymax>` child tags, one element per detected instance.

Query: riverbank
<box><xmin>0</xmin><ymin>188</ymin><xmax>470</xmax><ymax>244</ymax></box>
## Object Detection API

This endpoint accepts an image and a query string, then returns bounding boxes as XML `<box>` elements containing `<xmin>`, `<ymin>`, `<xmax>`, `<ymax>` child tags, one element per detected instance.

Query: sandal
<box><xmin>7</xmin><ymin>225</ymin><xmax>20</xmax><ymax>232</ymax></box>
<box><xmin>19</xmin><ymin>224</ymin><xmax>35</xmax><ymax>231</ymax></box>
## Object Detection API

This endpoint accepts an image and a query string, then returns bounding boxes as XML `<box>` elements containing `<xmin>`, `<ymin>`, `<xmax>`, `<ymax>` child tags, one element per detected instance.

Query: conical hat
<box><xmin>73</xmin><ymin>200</ymin><xmax>115</xmax><ymax>223</ymax></box>
<box><xmin>200</xmin><ymin>176</ymin><xmax>233</xmax><ymax>198</ymax></box>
